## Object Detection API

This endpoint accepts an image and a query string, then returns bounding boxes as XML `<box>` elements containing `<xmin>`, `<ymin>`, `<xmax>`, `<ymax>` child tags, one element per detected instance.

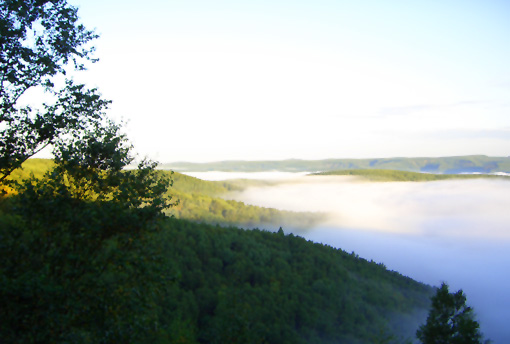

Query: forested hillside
<box><xmin>1</xmin><ymin>197</ymin><xmax>433</xmax><ymax>343</ymax></box>
<box><xmin>152</xmin><ymin>218</ymin><xmax>434</xmax><ymax>343</ymax></box>
<box><xmin>313</xmin><ymin>169</ymin><xmax>510</xmax><ymax>182</ymax></box>
<box><xmin>2</xmin><ymin>160</ymin><xmax>435</xmax><ymax>343</ymax></box>
<box><xmin>162</xmin><ymin>155</ymin><xmax>510</xmax><ymax>174</ymax></box>
<box><xmin>169</xmin><ymin>171</ymin><xmax>322</xmax><ymax>229</ymax></box>
<box><xmin>5</xmin><ymin>159</ymin><xmax>323</xmax><ymax>229</ymax></box>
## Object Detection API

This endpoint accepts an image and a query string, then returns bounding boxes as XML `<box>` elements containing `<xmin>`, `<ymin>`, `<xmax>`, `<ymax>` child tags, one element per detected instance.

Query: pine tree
<box><xmin>416</xmin><ymin>282</ymin><xmax>490</xmax><ymax>344</ymax></box>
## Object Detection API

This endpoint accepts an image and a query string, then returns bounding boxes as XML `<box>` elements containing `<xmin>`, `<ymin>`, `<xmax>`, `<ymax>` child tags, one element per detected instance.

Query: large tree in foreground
<box><xmin>0</xmin><ymin>0</ymin><xmax>173</xmax><ymax>221</ymax></box>
<box><xmin>416</xmin><ymin>282</ymin><xmax>489</xmax><ymax>344</ymax></box>
<box><xmin>1</xmin><ymin>0</ymin><xmax>106</xmax><ymax>183</ymax></box>
<box><xmin>0</xmin><ymin>0</ymin><xmax>174</xmax><ymax>212</ymax></box>
<box><xmin>0</xmin><ymin>0</ymin><xmax>175</xmax><ymax>342</ymax></box>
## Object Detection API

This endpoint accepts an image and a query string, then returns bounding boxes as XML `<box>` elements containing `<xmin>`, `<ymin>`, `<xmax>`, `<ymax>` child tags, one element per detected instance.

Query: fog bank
<box><xmin>227</xmin><ymin>176</ymin><xmax>510</xmax><ymax>343</ymax></box>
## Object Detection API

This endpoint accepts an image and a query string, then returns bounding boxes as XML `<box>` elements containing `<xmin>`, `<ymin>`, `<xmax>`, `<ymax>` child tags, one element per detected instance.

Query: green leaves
<box><xmin>416</xmin><ymin>282</ymin><xmax>489</xmax><ymax>344</ymax></box>
<box><xmin>152</xmin><ymin>218</ymin><xmax>433</xmax><ymax>344</ymax></box>
<box><xmin>0</xmin><ymin>0</ymin><xmax>102</xmax><ymax>182</ymax></box>
<box><xmin>1</xmin><ymin>162</ymin><xmax>174</xmax><ymax>342</ymax></box>
<box><xmin>0</xmin><ymin>1</ymin><xmax>177</xmax><ymax>341</ymax></box>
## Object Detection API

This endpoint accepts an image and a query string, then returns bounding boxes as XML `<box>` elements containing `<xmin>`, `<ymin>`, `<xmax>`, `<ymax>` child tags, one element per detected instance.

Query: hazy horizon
<box><xmin>161</xmin><ymin>154</ymin><xmax>510</xmax><ymax>164</ymax></box>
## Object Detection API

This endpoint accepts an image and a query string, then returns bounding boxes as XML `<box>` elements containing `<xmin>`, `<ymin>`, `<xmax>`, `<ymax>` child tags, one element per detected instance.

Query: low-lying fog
<box><xmin>192</xmin><ymin>173</ymin><xmax>510</xmax><ymax>343</ymax></box>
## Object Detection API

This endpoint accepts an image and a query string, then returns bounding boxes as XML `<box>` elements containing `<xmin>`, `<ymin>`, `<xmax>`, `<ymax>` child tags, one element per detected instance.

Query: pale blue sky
<box><xmin>68</xmin><ymin>0</ymin><xmax>510</xmax><ymax>162</ymax></box>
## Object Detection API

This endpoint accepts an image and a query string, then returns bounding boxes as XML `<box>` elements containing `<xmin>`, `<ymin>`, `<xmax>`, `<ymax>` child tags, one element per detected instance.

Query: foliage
<box><xmin>168</xmin><ymin>187</ymin><xmax>323</xmax><ymax>230</ymax></box>
<box><xmin>0</xmin><ymin>135</ymin><xmax>174</xmax><ymax>343</ymax></box>
<box><xmin>0</xmin><ymin>206</ymin><xmax>433</xmax><ymax>343</ymax></box>
<box><xmin>313</xmin><ymin>169</ymin><xmax>508</xmax><ymax>182</ymax></box>
<box><xmin>0</xmin><ymin>1</ymin><xmax>174</xmax><ymax>342</ymax></box>
<box><xmin>416</xmin><ymin>283</ymin><xmax>489</xmax><ymax>344</ymax></box>
<box><xmin>4</xmin><ymin>158</ymin><xmax>54</xmax><ymax>182</ymax></box>
<box><xmin>0</xmin><ymin>194</ymin><xmax>170</xmax><ymax>343</ymax></box>
<box><xmin>6</xmin><ymin>159</ymin><xmax>323</xmax><ymax>229</ymax></box>
<box><xmin>152</xmin><ymin>218</ymin><xmax>434</xmax><ymax>344</ymax></box>
<box><xmin>167</xmin><ymin>172</ymin><xmax>323</xmax><ymax>229</ymax></box>
<box><xmin>0</xmin><ymin>0</ymin><xmax>110</xmax><ymax>184</ymax></box>
<box><xmin>170</xmin><ymin>171</ymin><xmax>242</xmax><ymax>196</ymax></box>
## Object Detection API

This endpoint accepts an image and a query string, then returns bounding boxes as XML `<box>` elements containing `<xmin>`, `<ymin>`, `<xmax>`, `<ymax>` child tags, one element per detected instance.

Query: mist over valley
<box><xmin>188</xmin><ymin>171</ymin><xmax>510</xmax><ymax>343</ymax></box>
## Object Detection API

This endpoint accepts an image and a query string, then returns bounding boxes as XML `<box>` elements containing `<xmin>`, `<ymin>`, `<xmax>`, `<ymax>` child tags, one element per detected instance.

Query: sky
<box><xmin>66</xmin><ymin>0</ymin><xmax>510</xmax><ymax>163</ymax></box>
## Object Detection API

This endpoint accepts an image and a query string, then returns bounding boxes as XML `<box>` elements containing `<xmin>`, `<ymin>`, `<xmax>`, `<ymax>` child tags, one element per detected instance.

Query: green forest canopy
<box><xmin>1</xmin><ymin>158</ymin><xmax>439</xmax><ymax>343</ymax></box>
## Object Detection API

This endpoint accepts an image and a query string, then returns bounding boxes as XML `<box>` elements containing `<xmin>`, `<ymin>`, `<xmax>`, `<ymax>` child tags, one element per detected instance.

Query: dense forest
<box><xmin>0</xmin><ymin>190</ymin><xmax>433</xmax><ymax>343</ymax></box>
<box><xmin>149</xmin><ymin>219</ymin><xmax>434</xmax><ymax>343</ymax></box>
<box><xmin>1</xmin><ymin>158</ymin><xmax>437</xmax><ymax>343</ymax></box>
<box><xmin>162</xmin><ymin>155</ymin><xmax>510</xmax><ymax>174</ymax></box>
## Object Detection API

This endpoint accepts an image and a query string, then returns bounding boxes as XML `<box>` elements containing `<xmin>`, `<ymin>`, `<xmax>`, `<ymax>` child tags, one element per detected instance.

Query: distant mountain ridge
<box><xmin>160</xmin><ymin>155</ymin><xmax>510</xmax><ymax>174</ymax></box>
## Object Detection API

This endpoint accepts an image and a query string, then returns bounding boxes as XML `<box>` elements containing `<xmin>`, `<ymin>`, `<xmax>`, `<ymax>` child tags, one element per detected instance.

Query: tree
<box><xmin>0</xmin><ymin>0</ymin><xmax>175</xmax><ymax>217</ymax></box>
<box><xmin>0</xmin><ymin>0</ymin><xmax>174</xmax><ymax>235</ymax></box>
<box><xmin>0</xmin><ymin>0</ymin><xmax>107</xmax><ymax>184</ymax></box>
<box><xmin>416</xmin><ymin>282</ymin><xmax>489</xmax><ymax>344</ymax></box>
<box><xmin>0</xmin><ymin>1</ymin><xmax>176</xmax><ymax>342</ymax></box>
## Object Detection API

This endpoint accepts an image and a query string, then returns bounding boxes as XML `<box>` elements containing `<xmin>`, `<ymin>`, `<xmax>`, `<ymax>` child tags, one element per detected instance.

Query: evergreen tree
<box><xmin>416</xmin><ymin>282</ymin><xmax>489</xmax><ymax>344</ymax></box>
